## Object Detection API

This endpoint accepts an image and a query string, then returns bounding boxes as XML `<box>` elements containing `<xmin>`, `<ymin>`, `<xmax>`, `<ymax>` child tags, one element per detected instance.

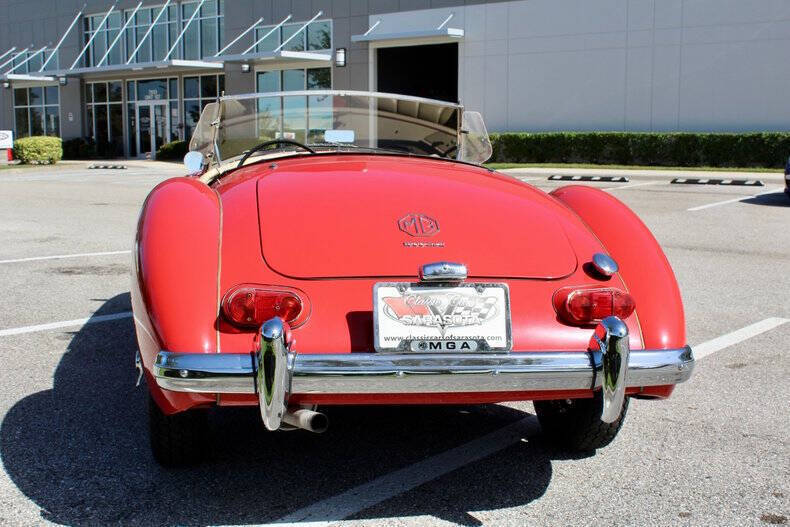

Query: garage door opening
<box><xmin>377</xmin><ymin>43</ymin><xmax>458</xmax><ymax>103</ymax></box>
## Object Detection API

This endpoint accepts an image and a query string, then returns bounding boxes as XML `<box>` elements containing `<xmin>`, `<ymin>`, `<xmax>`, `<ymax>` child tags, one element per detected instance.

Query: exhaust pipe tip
<box><xmin>282</xmin><ymin>408</ymin><xmax>329</xmax><ymax>433</ymax></box>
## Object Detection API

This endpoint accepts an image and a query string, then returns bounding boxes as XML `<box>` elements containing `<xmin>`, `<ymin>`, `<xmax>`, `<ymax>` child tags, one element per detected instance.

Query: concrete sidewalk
<box><xmin>499</xmin><ymin>166</ymin><xmax>785</xmax><ymax>183</ymax></box>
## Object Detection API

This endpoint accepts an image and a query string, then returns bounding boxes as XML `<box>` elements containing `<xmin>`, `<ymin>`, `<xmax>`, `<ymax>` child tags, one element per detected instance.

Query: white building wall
<box><xmin>370</xmin><ymin>0</ymin><xmax>790</xmax><ymax>133</ymax></box>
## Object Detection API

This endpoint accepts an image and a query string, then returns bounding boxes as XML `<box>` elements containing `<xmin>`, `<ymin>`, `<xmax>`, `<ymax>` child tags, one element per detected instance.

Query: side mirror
<box><xmin>183</xmin><ymin>151</ymin><xmax>206</xmax><ymax>176</ymax></box>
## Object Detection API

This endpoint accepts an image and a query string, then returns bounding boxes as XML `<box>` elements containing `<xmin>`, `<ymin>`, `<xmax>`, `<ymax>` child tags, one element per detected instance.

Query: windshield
<box><xmin>189</xmin><ymin>90</ymin><xmax>491</xmax><ymax>166</ymax></box>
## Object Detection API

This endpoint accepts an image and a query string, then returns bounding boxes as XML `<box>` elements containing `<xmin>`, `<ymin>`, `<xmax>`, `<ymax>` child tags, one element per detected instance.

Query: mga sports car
<box><xmin>131</xmin><ymin>90</ymin><xmax>694</xmax><ymax>466</ymax></box>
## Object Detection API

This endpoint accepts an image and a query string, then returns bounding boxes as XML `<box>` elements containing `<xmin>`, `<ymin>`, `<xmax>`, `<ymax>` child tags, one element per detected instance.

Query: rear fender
<box><xmin>132</xmin><ymin>177</ymin><xmax>221</xmax><ymax>413</ymax></box>
<box><xmin>550</xmin><ymin>185</ymin><xmax>686</xmax><ymax>350</ymax></box>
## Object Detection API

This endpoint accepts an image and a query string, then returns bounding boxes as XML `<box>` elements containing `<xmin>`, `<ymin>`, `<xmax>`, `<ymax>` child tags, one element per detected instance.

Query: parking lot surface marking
<box><xmin>692</xmin><ymin>317</ymin><xmax>789</xmax><ymax>360</ymax></box>
<box><xmin>0</xmin><ymin>311</ymin><xmax>132</xmax><ymax>337</ymax></box>
<box><xmin>266</xmin><ymin>416</ymin><xmax>539</xmax><ymax>526</ymax></box>
<box><xmin>0</xmin><ymin>250</ymin><xmax>131</xmax><ymax>264</ymax></box>
<box><xmin>604</xmin><ymin>181</ymin><xmax>663</xmax><ymax>191</ymax></box>
<box><xmin>686</xmin><ymin>188</ymin><xmax>779</xmax><ymax>211</ymax></box>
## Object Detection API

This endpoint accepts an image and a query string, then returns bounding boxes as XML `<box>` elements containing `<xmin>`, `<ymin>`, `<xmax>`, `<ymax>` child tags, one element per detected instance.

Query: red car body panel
<box><xmin>550</xmin><ymin>185</ymin><xmax>686</xmax><ymax>350</ymax></box>
<box><xmin>257</xmin><ymin>157</ymin><xmax>577</xmax><ymax>280</ymax></box>
<box><xmin>133</xmin><ymin>154</ymin><xmax>682</xmax><ymax>414</ymax></box>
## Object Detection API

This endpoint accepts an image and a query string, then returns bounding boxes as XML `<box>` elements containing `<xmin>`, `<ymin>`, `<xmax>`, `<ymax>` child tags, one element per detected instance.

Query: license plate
<box><xmin>373</xmin><ymin>282</ymin><xmax>511</xmax><ymax>352</ymax></box>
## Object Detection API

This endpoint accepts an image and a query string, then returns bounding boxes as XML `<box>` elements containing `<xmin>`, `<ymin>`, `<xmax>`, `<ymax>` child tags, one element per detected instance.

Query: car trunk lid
<box><xmin>257</xmin><ymin>156</ymin><xmax>578</xmax><ymax>280</ymax></box>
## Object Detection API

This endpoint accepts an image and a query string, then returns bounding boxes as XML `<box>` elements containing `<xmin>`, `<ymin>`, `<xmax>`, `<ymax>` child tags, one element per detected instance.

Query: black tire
<box><xmin>534</xmin><ymin>393</ymin><xmax>629</xmax><ymax>452</ymax></box>
<box><xmin>148</xmin><ymin>395</ymin><xmax>208</xmax><ymax>466</ymax></box>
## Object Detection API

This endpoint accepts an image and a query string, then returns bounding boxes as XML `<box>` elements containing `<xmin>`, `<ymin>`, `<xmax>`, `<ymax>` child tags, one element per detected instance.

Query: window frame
<box><xmin>13</xmin><ymin>86</ymin><xmax>60</xmax><ymax>138</ymax></box>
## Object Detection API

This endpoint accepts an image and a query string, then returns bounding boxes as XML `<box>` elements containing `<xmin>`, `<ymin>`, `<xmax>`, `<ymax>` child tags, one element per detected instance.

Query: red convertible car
<box><xmin>132</xmin><ymin>91</ymin><xmax>694</xmax><ymax>465</ymax></box>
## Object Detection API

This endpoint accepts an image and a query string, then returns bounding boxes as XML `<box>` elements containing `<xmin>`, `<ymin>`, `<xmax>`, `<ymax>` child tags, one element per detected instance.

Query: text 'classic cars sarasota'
<box><xmin>131</xmin><ymin>91</ymin><xmax>694</xmax><ymax>465</ymax></box>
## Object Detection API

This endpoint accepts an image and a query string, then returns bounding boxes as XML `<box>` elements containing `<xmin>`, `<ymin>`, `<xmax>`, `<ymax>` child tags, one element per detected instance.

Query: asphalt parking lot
<box><xmin>0</xmin><ymin>162</ymin><xmax>788</xmax><ymax>526</ymax></box>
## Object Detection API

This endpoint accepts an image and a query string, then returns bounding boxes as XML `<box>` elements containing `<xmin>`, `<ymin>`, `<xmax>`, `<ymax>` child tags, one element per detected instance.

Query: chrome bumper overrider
<box><xmin>153</xmin><ymin>316</ymin><xmax>694</xmax><ymax>427</ymax></box>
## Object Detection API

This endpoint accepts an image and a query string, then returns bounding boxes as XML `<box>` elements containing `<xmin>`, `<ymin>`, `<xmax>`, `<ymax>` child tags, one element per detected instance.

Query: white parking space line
<box><xmin>692</xmin><ymin>317</ymin><xmax>789</xmax><ymax>360</ymax></box>
<box><xmin>0</xmin><ymin>311</ymin><xmax>132</xmax><ymax>337</ymax></box>
<box><xmin>0</xmin><ymin>250</ymin><xmax>131</xmax><ymax>264</ymax></box>
<box><xmin>604</xmin><ymin>181</ymin><xmax>663</xmax><ymax>191</ymax></box>
<box><xmin>687</xmin><ymin>188</ymin><xmax>778</xmax><ymax>211</ymax></box>
<box><xmin>261</xmin><ymin>416</ymin><xmax>539</xmax><ymax>527</ymax></box>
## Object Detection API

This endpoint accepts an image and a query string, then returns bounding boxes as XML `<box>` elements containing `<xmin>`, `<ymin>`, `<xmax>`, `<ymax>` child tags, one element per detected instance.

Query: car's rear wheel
<box><xmin>533</xmin><ymin>392</ymin><xmax>629</xmax><ymax>452</ymax></box>
<box><xmin>148</xmin><ymin>395</ymin><xmax>208</xmax><ymax>466</ymax></box>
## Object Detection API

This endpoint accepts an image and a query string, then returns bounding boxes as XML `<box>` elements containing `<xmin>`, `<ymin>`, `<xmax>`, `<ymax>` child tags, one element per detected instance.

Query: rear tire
<box><xmin>148</xmin><ymin>395</ymin><xmax>208</xmax><ymax>466</ymax></box>
<box><xmin>534</xmin><ymin>393</ymin><xmax>629</xmax><ymax>452</ymax></box>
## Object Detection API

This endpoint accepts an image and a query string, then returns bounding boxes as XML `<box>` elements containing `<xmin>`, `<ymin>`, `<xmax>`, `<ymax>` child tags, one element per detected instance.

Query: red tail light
<box><xmin>222</xmin><ymin>285</ymin><xmax>308</xmax><ymax>328</ymax></box>
<box><xmin>555</xmin><ymin>287</ymin><xmax>635</xmax><ymax>325</ymax></box>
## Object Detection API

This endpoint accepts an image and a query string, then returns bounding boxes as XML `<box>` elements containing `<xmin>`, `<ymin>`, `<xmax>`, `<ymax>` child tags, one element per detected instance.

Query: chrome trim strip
<box><xmin>154</xmin><ymin>346</ymin><xmax>694</xmax><ymax>395</ymax></box>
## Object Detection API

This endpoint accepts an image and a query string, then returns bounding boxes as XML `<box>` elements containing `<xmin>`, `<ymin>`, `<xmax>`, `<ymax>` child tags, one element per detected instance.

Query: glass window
<box><xmin>152</xmin><ymin>23</ymin><xmax>168</xmax><ymax>61</ymax></box>
<box><xmin>86</xmin><ymin>107</ymin><xmax>94</xmax><ymax>138</ymax></box>
<box><xmin>45</xmin><ymin>107</ymin><xmax>60</xmax><ymax>137</ymax></box>
<box><xmin>200</xmin><ymin>75</ymin><xmax>217</xmax><ymax>99</ymax></box>
<box><xmin>282</xmin><ymin>69</ymin><xmax>305</xmax><ymax>91</ymax></box>
<box><xmin>255</xmin><ymin>27</ymin><xmax>278</xmax><ymax>52</ymax></box>
<box><xmin>169</xmin><ymin>78</ymin><xmax>178</xmax><ymax>99</ymax></box>
<box><xmin>44</xmin><ymin>86</ymin><xmax>59</xmax><ymax>105</ymax></box>
<box><xmin>127</xmin><ymin>81</ymin><xmax>136</xmax><ymax>100</ymax></box>
<box><xmin>110</xmin><ymin>104</ymin><xmax>124</xmax><ymax>154</ymax></box>
<box><xmin>14</xmin><ymin>108</ymin><xmax>29</xmax><ymax>137</ymax></box>
<box><xmin>109</xmin><ymin>81</ymin><xmax>122</xmax><ymax>102</ymax></box>
<box><xmin>281</xmin><ymin>24</ymin><xmax>305</xmax><ymax>52</ymax></box>
<box><xmin>127</xmin><ymin>103</ymin><xmax>137</xmax><ymax>157</ymax></box>
<box><xmin>256</xmin><ymin>71</ymin><xmax>279</xmax><ymax>93</ymax></box>
<box><xmin>14</xmin><ymin>88</ymin><xmax>27</xmax><ymax>106</ymax></box>
<box><xmin>183</xmin><ymin>77</ymin><xmax>199</xmax><ymax>99</ymax></box>
<box><xmin>29</xmin><ymin>87</ymin><xmax>43</xmax><ymax>105</ymax></box>
<box><xmin>137</xmin><ymin>79</ymin><xmax>167</xmax><ymax>101</ymax></box>
<box><xmin>201</xmin><ymin>17</ymin><xmax>217</xmax><ymax>56</ymax></box>
<box><xmin>94</xmin><ymin>83</ymin><xmax>107</xmax><ymax>103</ymax></box>
<box><xmin>307</xmin><ymin>21</ymin><xmax>331</xmax><ymax>51</ymax></box>
<box><xmin>255</xmin><ymin>68</ymin><xmax>333</xmax><ymax>143</ymax></box>
<box><xmin>307</xmin><ymin>68</ymin><xmax>331</xmax><ymax>90</ymax></box>
<box><xmin>95</xmin><ymin>105</ymin><xmax>108</xmax><ymax>144</ymax></box>
<box><xmin>182</xmin><ymin>74</ymin><xmax>224</xmax><ymax>140</ymax></box>
<box><xmin>29</xmin><ymin>107</ymin><xmax>44</xmax><ymax>136</ymax></box>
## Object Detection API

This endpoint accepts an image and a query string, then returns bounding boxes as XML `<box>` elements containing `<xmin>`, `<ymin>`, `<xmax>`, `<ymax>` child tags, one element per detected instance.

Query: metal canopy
<box><xmin>213</xmin><ymin>49</ymin><xmax>331</xmax><ymax>65</ymax></box>
<box><xmin>57</xmin><ymin>59</ymin><xmax>223</xmax><ymax>79</ymax></box>
<box><xmin>352</xmin><ymin>13</ymin><xmax>464</xmax><ymax>42</ymax></box>
<box><xmin>4</xmin><ymin>73</ymin><xmax>57</xmax><ymax>87</ymax></box>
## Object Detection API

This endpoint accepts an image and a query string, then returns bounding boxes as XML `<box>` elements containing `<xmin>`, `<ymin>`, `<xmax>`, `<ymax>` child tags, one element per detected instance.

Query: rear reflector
<box><xmin>222</xmin><ymin>285</ymin><xmax>308</xmax><ymax>329</ymax></box>
<box><xmin>555</xmin><ymin>287</ymin><xmax>635</xmax><ymax>325</ymax></box>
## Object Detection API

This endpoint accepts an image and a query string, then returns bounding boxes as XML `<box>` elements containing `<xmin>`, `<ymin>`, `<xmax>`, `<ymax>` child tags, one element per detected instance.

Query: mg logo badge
<box><xmin>398</xmin><ymin>213</ymin><xmax>440</xmax><ymax>237</ymax></box>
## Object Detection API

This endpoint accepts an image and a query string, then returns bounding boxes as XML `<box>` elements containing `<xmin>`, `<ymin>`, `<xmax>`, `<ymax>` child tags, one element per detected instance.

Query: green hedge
<box><xmin>489</xmin><ymin>132</ymin><xmax>790</xmax><ymax>168</ymax></box>
<box><xmin>13</xmin><ymin>136</ymin><xmax>62</xmax><ymax>164</ymax></box>
<box><xmin>156</xmin><ymin>140</ymin><xmax>188</xmax><ymax>161</ymax></box>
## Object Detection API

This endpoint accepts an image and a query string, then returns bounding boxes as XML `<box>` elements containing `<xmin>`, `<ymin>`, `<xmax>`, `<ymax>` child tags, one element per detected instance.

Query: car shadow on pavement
<box><xmin>741</xmin><ymin>191</ymin><xmax>790</xmax><ymax>207</ymax></box>
<box><xmin>0</xmin><ymin>293</ymin><xmax>586</xmax><ymax>526</ymax></box>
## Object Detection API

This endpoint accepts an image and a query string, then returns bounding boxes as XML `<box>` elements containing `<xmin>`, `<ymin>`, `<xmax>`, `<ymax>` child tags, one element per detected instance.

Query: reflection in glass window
<box><xmin>307</xmin><ymin>21</ymin><xmax>331</xmax><ymax>51</ymax></box>
<box><xmin>255</xmin><ymin>19</ymin><xmax>331</xmax><ymax>53</ymax></box>
<box><xmin>6</xmin><ymin>48</ymin><xmax>58</xmax><ymax>74</ymax></box>
<box><xmin>13</xmin><ymin>87</ymin><xmax>59</xmax><ymax>138</ymax></box>
<box><xmin>282</xmin><ymin>69</ymin><xmax>305</xmax><ymax>91</ymax></box>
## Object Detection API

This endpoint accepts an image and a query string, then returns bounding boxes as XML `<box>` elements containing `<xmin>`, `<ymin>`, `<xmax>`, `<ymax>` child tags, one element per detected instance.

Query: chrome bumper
<box><xmin>153</xmin><ymin>316</ymin><xmax>694</xmax><ymax>426</ymax></box>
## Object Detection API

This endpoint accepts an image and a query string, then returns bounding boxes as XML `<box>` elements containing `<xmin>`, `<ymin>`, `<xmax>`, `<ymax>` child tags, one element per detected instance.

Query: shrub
<box><xmin>13</xmin><ymin>136</ymin><xmax>62</xmax><ymax>164</ymax></box>
<box><xmin>156</xmin><ymin>140</ymin><xmax>188</xmax><ymax>161</ymax></box>
<box><xmin>489</xmin><ymin>132</ymin><xmax>790</xmax><ymax>168</ymax></box>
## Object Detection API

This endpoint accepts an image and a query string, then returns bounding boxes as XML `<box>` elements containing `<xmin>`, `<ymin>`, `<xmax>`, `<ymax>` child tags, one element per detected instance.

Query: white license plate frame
<box><xmin>373</xmin><ymin>282</ymin><xmax>512</xmax><ymax>353</ymax></box>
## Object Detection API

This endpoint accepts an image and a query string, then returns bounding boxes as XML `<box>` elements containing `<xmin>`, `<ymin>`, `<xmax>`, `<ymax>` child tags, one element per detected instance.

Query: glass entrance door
<box><xmin>136</xmin><ymin>102</ymin><xmax>169</xmax><ymax>159</ymax></box>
